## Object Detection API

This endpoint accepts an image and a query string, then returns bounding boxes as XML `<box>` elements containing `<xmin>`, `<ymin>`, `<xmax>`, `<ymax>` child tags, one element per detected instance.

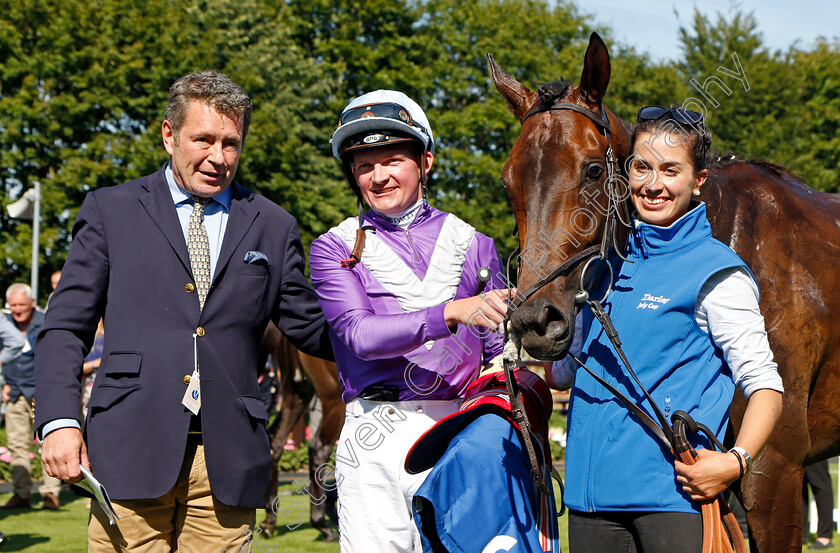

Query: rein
<box><xmin>568</xmin><ymin>288</ymin><xmax>747</xmax><ymax>553</ymax></box>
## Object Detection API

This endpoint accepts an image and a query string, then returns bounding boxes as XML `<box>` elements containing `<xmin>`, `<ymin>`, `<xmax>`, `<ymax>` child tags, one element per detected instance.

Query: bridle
<box><xmin>505</xmin><ymin>100</ymin><xmax>631</xmax><ymax>316</ymax></box>
<box><xmin>500</xmin><ymin>98</ymin><xmax>709</xmax><ymax>457</ymax></box>
<box><xmin>500</xmin><ymin>98</ymin><xmax>631</xmax><ymax>499</ymax></box>
<box><xmin>498</xmin><ymin>99</ymin><xmax>748</xmax><ymax>552</ymax></box>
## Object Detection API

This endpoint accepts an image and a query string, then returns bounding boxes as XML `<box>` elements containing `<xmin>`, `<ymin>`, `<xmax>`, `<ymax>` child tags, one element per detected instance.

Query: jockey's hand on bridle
<box><xmin>443</xmin><ymin>288</ymin><xmax>517</xmax><ymax>332</ymax></box>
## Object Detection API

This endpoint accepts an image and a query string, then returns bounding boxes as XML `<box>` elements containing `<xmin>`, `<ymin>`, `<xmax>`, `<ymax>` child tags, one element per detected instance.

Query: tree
<box><xmin>676</xmin><ymin>7</ymin><xmax>840</xmax><ymax>192</ymax></box>
<box><xmin>676</xmin><ymin>8</ymin><xmax>796</xmax><ymax>160</ymax></box>
<box><xmin>0</xmin><ymin>0</ymin><xmax>350</xmax><ymax>296</ymax></box>
<box><xmin>194</xmin><ymin>0</ymin><xmax>354</xmax><ymax>247</ymax></box>
<box><xmin>5</xmin><ymin>0</ymin><xmax>832</xmax><ymax>302</ymax></box>
<box><xmin>786</xmin><ymin>40</ymin><xmax>840</xmax><ymax>192</ymax></box>
<box><xmin>0</xmin><ymin>0</ymin><xmax>214</xmax><ymax>301</ymax></box>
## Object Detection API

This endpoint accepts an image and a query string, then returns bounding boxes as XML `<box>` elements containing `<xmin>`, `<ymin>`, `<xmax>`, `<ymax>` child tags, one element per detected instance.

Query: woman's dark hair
<box><xmin>631</xmin><ymin>105</ymin><xmax>713</xmax><ymax>174</ymax></box>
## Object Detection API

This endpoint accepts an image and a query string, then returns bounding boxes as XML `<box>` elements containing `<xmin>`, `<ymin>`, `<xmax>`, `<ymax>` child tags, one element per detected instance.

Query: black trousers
<box><xmin>569</xmin><ymin>509</ymin><xmax>702</xmax><ymax>553</ymax></box>
<box><xmin>802</xmin><ymin>459</ymin><xmax>835</xmax><ymax>540</ymax></box>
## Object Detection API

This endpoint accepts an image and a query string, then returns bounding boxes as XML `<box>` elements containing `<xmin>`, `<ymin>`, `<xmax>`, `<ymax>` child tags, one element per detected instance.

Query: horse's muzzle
<box><xmin>509</xmin><ymin>298</ymin><xmax>572</xmax><ymax>360</ymax></box>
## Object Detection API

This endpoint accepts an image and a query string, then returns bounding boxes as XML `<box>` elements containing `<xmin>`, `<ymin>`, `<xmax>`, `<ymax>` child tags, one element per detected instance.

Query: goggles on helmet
<box><xmin>336</xmin><ymin>102</ymin><xmax>429</xmax><ymax>158</ymax></box>
<box><xmin>339</xmin><ymin>102</ymin><xmax>417</xmax><ymax>128</ymax></box>
<box><xmin>331</xmin><ymin>91</ymin><xmax>434</xmax><ymax>160</ymax></box>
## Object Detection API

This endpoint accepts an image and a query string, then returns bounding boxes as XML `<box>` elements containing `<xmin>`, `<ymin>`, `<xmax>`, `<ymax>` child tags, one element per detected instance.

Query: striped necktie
<box><xmin>187</xmin><ymin>196</ymin><xmax>211</xmax><ymax>310</ymax></box>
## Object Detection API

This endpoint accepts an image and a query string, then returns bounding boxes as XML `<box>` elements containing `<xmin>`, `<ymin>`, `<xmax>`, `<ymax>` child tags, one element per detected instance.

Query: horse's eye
<box><xmin>586</xmin><ymin>165</ymin><xmax>604</xmax><ymax>181</ymax></box>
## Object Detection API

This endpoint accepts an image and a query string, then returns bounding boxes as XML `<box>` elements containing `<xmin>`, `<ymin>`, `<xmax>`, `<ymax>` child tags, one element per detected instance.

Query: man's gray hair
<box><xmin>6</xmin><ymin>282</ymin><xmax>32</xmax><ymax>302</ymax></box>
<box><xmin>164</xmin><ymin>70</ymin><xmax>252</xmax><ymax>142</ymax></box>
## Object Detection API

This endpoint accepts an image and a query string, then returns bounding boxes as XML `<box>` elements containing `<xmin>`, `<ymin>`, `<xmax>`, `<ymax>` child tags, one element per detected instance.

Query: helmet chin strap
<box><xmin>420</xmin><ymin>152</ymin><xmax>428</xmax><ymax>200</ymax></box>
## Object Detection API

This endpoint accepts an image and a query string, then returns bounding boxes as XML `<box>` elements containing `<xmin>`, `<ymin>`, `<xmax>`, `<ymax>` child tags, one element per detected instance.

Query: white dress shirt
<box><xmin>552</xmin><ymin>267</ymin><xmax>784</xmax><ymax>398</ymax></box>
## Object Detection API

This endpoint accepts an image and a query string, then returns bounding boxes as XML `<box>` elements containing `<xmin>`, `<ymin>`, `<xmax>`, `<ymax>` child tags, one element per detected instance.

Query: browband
<box><xmin>521</xmin><ymin>101</ymin><xmax>611</xmax><ymax>135</ymax></box>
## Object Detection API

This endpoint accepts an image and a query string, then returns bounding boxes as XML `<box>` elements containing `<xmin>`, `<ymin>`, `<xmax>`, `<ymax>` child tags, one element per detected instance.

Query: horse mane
<box><xmin>536</xmin><ymin>80</ymin><xmax>572</xmax><ymax>108</ymax></box>
<box><xmin>710</xmin><ymin>152</ymin><xmax>807</xmax><ymax>186</ymax></box>
<box><xmin>708</xmin><ymin>152</ymin><xmax>744</xmax><ymax>169</ymax></box>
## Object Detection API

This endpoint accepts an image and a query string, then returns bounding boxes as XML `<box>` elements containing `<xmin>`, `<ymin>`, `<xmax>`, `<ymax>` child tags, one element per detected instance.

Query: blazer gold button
<box><xmin>196</xmin><ymin>326</ymin><xmax>205</xmax><ymax>337</ymax></box>
<box><xmin>183</xmin><ymin>374</ymin><xmax>191</xmax><ymax>384</ymax></box>
<box><xmin>185</xmin><ymin>283</ymin><xmax>195</xmax><ymax>293</ymax></box>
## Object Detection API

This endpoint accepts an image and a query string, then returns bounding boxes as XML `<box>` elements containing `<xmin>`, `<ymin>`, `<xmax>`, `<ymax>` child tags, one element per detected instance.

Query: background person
<box><xmin>1</xmin><ymin>283</ymin><xmax>62</xmax><ymax>510</ymax></box>
<box><xmin>45</xmin><ymin>270</ymin><xmax>62</xmax><ymax>309</ymax></box>
<box><xmin>35</xmin><ymin>70</ymin><xmax>332</xmax><ymax>552</ymax></box>
<box><xmin>0</xmin><ymin>305</ymin><xmax>25</xmax><ymax>385</ymax></box>
<box><xmin>0</xmin><ymin>311</ymin><xmax>22</xmax><ymax>550</ymax></box>
<box><xmin>802</xmin><ymin>459</ymin><xmax>835</xmax><ymax>549</ymax></box>
<box><xmin>80</xmin><ymin>318</ymin><xmax>104</xmax><ymax>419</ymax></box>
<box><xmin>550</xmin><ymin>105</ymin><xmax>784</xmax><ymax>553</ymax></box>
<box><xmin>310</xmin><ymin>89</ymin><xmax>510</xmax><ymax>552</ymax></box>
<box><xmin>49</xmin><ymin>270</ymin><xmax>61</xmax><ymax>292</ymax></box>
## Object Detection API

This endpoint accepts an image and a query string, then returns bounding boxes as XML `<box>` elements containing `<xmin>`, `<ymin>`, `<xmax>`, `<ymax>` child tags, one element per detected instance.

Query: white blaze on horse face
<box><xmin>628</xmin><ymin>131</ymin><xmax>706</xmax><ymax>227</ymax></box>
<box><xmin>352</xmin><ymin>144</ymin><xmax>434</xmax><ymax>215</ymax></box>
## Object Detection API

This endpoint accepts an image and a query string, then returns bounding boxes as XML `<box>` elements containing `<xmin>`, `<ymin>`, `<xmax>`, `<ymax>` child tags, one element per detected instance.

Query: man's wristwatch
<box><xmin>729</xmin><ymin>446</ymin><xmax>753</xmax><ymax>473</ymax></box>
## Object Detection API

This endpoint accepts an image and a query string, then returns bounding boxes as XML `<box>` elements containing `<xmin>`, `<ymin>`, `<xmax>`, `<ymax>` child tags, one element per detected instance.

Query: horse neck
<box><xmin>696</xmin><ymin>166</ymin><xmax>739</xmax><ymax>243</ymax></box>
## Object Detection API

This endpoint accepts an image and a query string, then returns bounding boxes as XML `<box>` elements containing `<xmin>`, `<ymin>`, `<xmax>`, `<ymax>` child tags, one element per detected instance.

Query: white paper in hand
<box><xmin>78</xmin><ymin>466</ymin><xmax>122</xmax><ymax>525</ymax></box>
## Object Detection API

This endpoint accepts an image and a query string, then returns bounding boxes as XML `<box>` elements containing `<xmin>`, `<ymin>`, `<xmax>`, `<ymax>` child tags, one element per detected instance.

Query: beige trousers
<box><xmin>5</xmin><ymin>395</ymin><xmax>62</xmax><ymax>499</ymax></box>
<box><xmin>88</xmin><ymin>438</ymin><xmax>256</xmax><ymax>553</ymax></box>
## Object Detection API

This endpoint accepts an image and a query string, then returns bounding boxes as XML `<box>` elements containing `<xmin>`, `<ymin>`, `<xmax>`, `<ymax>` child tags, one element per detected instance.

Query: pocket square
<box><xmin>244</xmin><ymin>251</ymin><xmax>269</xmax><ymax>265</ymax></box>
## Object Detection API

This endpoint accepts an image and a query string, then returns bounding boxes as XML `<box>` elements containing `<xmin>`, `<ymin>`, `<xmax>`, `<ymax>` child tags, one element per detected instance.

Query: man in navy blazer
<box><xmin>35</xmin><ymin>70</ymin><xmax>332</xmax><ymax>552</ymax></box>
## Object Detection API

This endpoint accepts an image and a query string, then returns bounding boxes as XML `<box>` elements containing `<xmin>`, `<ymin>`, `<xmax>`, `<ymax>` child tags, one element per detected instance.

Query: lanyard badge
<box><xmin>182</xmin><ymin>333</ymin><xmax>201</xmax><ymax>415</ymax></box>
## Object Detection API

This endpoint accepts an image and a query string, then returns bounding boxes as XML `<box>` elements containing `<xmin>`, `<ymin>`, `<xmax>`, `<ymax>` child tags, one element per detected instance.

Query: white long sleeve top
<box><xmin>552</xmin><ymin>266</ymin><xmax>784</xmax><ymax>398</ymax></box>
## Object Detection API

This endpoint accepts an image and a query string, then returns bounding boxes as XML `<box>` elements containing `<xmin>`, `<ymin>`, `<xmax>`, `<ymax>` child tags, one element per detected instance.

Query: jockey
<box><xmin>310</xmin><ymin>89</ymin><xmax>510</xmax><ymax>552</ymax></box>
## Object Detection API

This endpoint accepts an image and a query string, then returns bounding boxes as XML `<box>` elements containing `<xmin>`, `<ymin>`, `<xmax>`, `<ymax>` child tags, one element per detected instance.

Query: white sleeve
<box><xmin>550</xmin><ymin>310</ymin><xmax>583</xmax><ymax>390</ymax></box>
<box><xmin>695</xmin><ymin>267</ymin><xmax>784</xmax><ymax>398</ymax></box>
<box><xmin>0</xmin><ymin>316</ymin><xmax>24</xmax><ymax>364</ymax></box>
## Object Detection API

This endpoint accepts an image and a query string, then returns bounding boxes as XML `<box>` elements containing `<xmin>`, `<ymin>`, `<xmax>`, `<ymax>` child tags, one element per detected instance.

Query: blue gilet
<box><xmin>564</xmin><ymin>202</ymin><xmax>753</xmax><ymax>513</ymax></box>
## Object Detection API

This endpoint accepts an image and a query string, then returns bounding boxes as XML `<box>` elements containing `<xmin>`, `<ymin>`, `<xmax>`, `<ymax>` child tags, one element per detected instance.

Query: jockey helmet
<box><xmin>331</xmin><ymin>90</ymin><xmax>435</xmax><ymax>160</ymax></box>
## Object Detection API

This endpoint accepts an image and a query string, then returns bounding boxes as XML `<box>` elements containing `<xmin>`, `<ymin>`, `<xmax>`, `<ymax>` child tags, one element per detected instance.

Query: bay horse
<box><xmin>258</xmin><ymin>322</ymin><xmax>344</xmax><ymax>542</ymax></box>
<box><xmin>488</xmin><ymin>32</ymin><xmax>840</xmax><ymax>553</ymax></box>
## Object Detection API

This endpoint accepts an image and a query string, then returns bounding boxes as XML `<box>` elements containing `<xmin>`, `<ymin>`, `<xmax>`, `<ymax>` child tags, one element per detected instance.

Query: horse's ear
<box><xmin>487</xmin><ymin>53</ymin><xmax>535</xmax><ymax>121</ymax></box>
<box><xmin>579</xmin><ymin>32</ymin><xmax>611</xmax><ymax>105</ymax></box>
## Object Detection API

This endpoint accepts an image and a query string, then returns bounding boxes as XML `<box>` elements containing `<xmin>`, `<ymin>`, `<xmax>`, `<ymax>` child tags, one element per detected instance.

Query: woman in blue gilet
<box><xmin>550</xmin><ymin>106</ymin><xmax>784</xmax><ymax>553</ymax></box>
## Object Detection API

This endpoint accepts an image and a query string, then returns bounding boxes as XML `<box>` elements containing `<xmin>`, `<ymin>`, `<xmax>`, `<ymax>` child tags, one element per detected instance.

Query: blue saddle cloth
<box><xmin>412</xmin><ymin>413</ymin><xmax>561</xmax><ymax>552</ymax></box>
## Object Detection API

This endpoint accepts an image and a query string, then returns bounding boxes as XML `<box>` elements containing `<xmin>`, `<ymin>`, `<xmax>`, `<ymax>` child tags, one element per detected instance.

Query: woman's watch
<box><xmin>729</xmin><ymin>447</ymin><xmax>753</xmax><ymax>473</ymax></box>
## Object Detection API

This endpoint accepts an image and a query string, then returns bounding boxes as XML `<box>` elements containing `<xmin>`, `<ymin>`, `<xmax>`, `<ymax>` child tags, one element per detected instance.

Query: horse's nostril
<box><xmin>520</xmin><ymin>301</ymin><xmax>568</xmax><ymax>335</ymax></box>
<box><xmin>545</xmin><ymin>303</ymin><xmax>567</xmax><ymax>331</ymax></box>
<box><xmin>535</xmin><ymin>304</ymin><xmax>550</xmax><ymax>330</ymax></box>
<box><xmin>514</xmin><ymin>300</ymin><xmax>573</xmax><ymax>360</ymax></box>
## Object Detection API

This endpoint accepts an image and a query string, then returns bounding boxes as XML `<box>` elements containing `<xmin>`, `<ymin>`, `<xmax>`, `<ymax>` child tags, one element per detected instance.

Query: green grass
<box><xmin>0</xmin><ymin>490</ymin><xmax>89</xmax><ymax>552</ymax></box>
<box><xmin>0</xmin><ymin>484</ymin><xmax>343</xmax><ymax>553</ymax></box>
<box><xmin>0</xmin><ymin>479</ymin><xmax>569</xmax><ymax>552</ymax></box>
<box><xmin>0</xmin><ymin>438</ymin><xmax>835</xmax><ymax>552</ymax></box>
